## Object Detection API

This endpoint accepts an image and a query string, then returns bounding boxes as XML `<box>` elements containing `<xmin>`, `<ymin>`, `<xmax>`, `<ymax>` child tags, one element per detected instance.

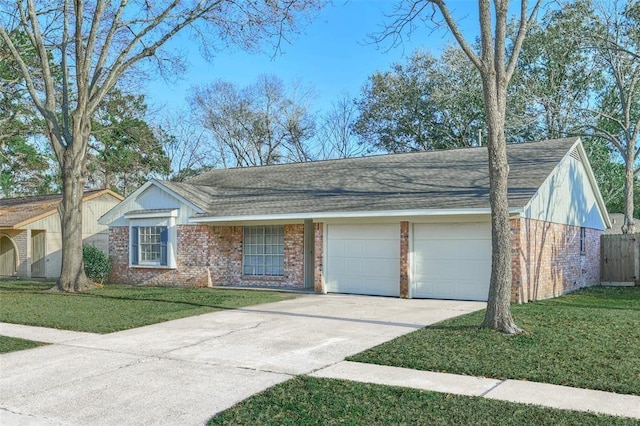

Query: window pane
<box><xmin>139</xmin><ymin>226</ymin><xmax>163</xmax><ymax>263</ymax></box>
<box><xmin>242</xmin><ymin>225</ymin><xmax>284</xmax><ymax>277</ymax></box>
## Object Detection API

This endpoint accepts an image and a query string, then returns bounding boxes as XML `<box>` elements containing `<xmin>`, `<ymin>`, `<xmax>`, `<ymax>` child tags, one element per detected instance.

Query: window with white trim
<box><xmin>243</xmin><ymin>225</ymin><xmax>284</xmax><ymax>276</ymax></box>
<box><xmin>131</xmin><ymin>226</ymin><xmax>168</xmax><ymax>266</ymax></box>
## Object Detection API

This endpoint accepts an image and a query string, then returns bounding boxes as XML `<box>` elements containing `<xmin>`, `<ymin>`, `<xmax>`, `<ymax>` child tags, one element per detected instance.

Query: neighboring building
<box><xmin>604</xmin><ymin>213</ymin><xmax>637</xmax><ymax>235</ymax></box>
<box><xmin>0</xmin><ymin>190</ymin><xmax>123</xmax><ymax>279</ymax></box>
<box><xmin>100</xmin><ymin>137</ymin><xmax>611</xmax><ymax>302</ymax></box>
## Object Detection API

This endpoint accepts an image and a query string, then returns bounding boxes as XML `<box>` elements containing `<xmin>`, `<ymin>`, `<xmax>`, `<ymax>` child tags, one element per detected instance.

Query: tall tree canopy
<box><xmin>353</xmin><ymin>47</ymin><xmax>485</xmax><ymax>152</ymax></box>
<box><xmin>88</xmin><ymin>90</ymin><xmax>170</xmax><ymax>196</ymax></box>
<box><xmin>586</xmin><ymin>0</ymin><xmax>640</xmax><ymax>232</ymax></box>
<box><xmin>0</xmin><ymin>33</ymin><xmax>55</xmax><ymax>197</ymax></box>
<box><xmin>0</xmin><ymin>0</ymin><xmax>324</xmax><ymax>291</ymax></box>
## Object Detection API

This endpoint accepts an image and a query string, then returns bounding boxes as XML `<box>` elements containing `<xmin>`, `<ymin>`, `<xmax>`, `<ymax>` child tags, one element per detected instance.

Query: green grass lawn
<box><xmin>349</xmin><ymin>286</ymin><xmax>640</xmax><ymax>396</ymax></box>
<box><xmin>209</xmin><ymin>376</ymin><xmax>639</xmax><ymax>425</ymax></box>
<box><xmin>0</xmin><ymin>335</ymin><xmax>44</xmax><ymax>353</ymax></box>
<box><xmin>0</xmin><ymin>280</ymin><xmax>296</xmax><ymax>333</ymax></box>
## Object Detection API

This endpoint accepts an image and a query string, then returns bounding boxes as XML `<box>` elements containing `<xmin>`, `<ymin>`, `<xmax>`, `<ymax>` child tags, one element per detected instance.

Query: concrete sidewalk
<box><xmin>0</xmin><ymin>323</ymin><xmax>98</xmax><ymax>344</ymax></box>
<box><xmin>311</xmin><ymin>361</ymin><xmax>640</xmax><ymax>420</ymax></box>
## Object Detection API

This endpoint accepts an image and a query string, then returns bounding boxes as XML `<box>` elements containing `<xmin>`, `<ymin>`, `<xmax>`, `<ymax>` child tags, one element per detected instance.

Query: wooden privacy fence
<box><xmin>601</xmin><ymin>234</ymin><xmax>639</xmax><ymax>286</ymax></box>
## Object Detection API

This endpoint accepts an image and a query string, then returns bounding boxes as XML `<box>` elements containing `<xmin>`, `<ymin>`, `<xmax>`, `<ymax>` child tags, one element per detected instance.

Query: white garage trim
<box><xmin>411</xmin><ymin>222</ymin><xmax>492</xmax><ymax>301</ymax></box>
<box><xmin>325</xmin><ymin>223</ymin><xmax>400</xmax><ymax>297</ymax></box>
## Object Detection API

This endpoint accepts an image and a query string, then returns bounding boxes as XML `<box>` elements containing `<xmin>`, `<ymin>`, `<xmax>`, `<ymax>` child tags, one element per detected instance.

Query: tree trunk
<box><xmin>622</xmin><ymin>145</ymin><xmax>636</xmax><ymax>234</ymax></box>
<box><xmin>54</xmin><ymin>137</ymin><xmax>91</xmax><ymax>292</ymax></box>
<box><xmin>480</xmin><ymin>76</ymin><xmax>522</xmax><ymax>335</ymax></box>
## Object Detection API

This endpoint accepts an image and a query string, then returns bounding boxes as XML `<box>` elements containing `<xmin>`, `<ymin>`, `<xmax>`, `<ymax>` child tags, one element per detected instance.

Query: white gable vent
<box><xmin>569</xmin><ymin>148</ymin><xmax>582</xmax><ymax>163</ymax></box>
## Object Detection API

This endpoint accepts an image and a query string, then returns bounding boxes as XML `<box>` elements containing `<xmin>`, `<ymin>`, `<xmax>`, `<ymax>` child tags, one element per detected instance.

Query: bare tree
<box><xmin>0</xmin><ymin>0</ymin><xmax>323</xmax><ymax>291</ymax></box>
<box><xmin>154</xmin><ymin>110</ymin><xmax>216</xmax><ymax>181</ymax></box>
<box><xmin>380</xmin><ymin>0</ymin><xmax>541</xmax><ymax>334</ymax></box>
<box><xmin>316</xmin><ymin>92</ymin><xmax>366</xmax><ymax>159</ymax></box>
<box><xmin>190</xmin><ymin>74</ymin><xmax>316</xmax><ymax>167</ymax></box>
<box><xmin>586</xmin><ymin>0</ymin><xmax>639</xmax><ymax>233</ymax></box>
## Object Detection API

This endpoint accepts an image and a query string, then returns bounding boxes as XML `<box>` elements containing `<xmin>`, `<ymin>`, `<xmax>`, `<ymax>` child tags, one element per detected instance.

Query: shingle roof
<box><xmin>0</xmin><ymin>190</ymin><xmax>120</xmax><ymax>228</ymax></box>
<box><xmin>159</xmin><ymin>137</ymin><xmax>579</xmax><ymax>219</ymax></box>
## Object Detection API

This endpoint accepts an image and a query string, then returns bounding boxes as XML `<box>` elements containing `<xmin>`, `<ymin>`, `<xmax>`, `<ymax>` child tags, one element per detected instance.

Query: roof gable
<box><xmin>523</xmin><ymin>141</ymin><xmax>609</xmax><ymax>230</ymax></box>
<box><xmin>98</xmin><ymin>179</ymin><xmax>204</xmax><ymax>226</ymax></box>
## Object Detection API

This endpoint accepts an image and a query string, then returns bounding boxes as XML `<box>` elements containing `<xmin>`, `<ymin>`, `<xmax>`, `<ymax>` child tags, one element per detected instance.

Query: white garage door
<box><xmin>326</xmin><ymin>224</ymin><xmax>400</xmax><ymax>297</ymax></box>
<box><xmin>413</xmin><ymin>223</ymin><xmax>491</xmax><ymax>301</ymax></box>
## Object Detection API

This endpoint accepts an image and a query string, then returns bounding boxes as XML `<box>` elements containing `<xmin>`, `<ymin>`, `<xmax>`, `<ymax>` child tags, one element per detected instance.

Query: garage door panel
<box><xmin>326</xmin><ymin>224</ymin><xmax>400</xmax><ymax>297</ymax></box>
<box><xmin>416</xmin><ymin>240</ymin><xmax>490</xmax><ymax>260</ymax></box>
<box><xmin>415</xmin><ymin>224</ymin><xmax>489</xmax><ymax>240</ymax></box>
<box><xmin>329</xmin><ymin>224</ymin><xmax>399</xmax><ymax>240</ymax></box>
<box><xmin>415</xmin><ymin>259</ymin><xmax>491</xmax><ymax>281</ymax></box>
<box><xmin>413</xmin><ymin>223</ymin><xmax>491</xmax><ymax>301</ymax></box>
<box><xmin>413</xmin><ymin>279</ymin><xmax>488</xmax><ymax>301</ymax></box>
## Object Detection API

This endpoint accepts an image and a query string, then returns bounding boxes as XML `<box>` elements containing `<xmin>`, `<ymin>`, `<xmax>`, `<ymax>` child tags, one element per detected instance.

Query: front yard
<box><xmin>349</xmin><ymin>286</ymin><xmax>640</xmax><ymax>395</ymax></box>
<box><xmin>209</xmin><ymin>376</ymin><xmax>638</xmax><ymax>425</ymax></box>
<box><xmin>0</xmin><ymin>280</ymin><xmax>296</xmax><ymax>333</ymax></box>
<box><xmin>0</xmin><ymin>335</ymin><xmax>44</xmax><ymax>353</ymax></box>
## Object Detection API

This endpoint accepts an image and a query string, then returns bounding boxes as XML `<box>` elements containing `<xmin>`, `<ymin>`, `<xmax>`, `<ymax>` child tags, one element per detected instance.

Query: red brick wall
<box><xmin>514</xmin><ymin>218</ymin><xmax>601</xmax><ymax>302</ymax></box>
<box><xmin>510</xmin><ymin>219</ymin><xmax>523</xmax><ymax>303</ymax></box>
<box><xmin>108</xmin><ymin>226</ymin><xmax>210</xmax><ymax>287</ymax></box>
<box><xmin>109</xmin><ymin>224</ymin><xmax>305</xmax><ymax>288</ymax></box>
<box><xmin>212</xmin><ymin>224</ymin><xmax>304</xmax><ymax>288</ymax></box>
<box><xmin>314</xmin><ymin>223</ymin><xmax>324</xmax><ymax>293</ymax></box>
<box><xmin>400</xmin><ymin>221</ymin><xmax>409</xmax><ymax>298</ymax></box>
<box><xmin>209</xmin><ymin>226</ymin><xmax>242</xmax><ymax>285</ymax></box>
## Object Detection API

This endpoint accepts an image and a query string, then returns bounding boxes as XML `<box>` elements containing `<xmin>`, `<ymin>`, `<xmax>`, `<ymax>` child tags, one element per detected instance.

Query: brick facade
<box><xmin>109</xmin><ymin>226</ymin><xmax>210</xmax><ymax>287</ymax></box>
<box><xmin>399</xmin><ymin>221</ymin><xmax>409</xmax><ymax>298</ymax></box>
<box><xmin>109</xmin><ymin>224</ymin><xmax>305</xmax><ymax>288</ymax></box>
<box><xmin>314</xmin><ymin>223</ymin><xmax>324</xmax><ymax>293</ymax></box>
<box><xmin>512</xmin><ymin>218</ymin><xmax>601</xmax><ymax>302</ymax></box>
<box><xmin>109</xmin><ymin>218</ymin><xmax>602</xmax><ymax>301</ymax></box>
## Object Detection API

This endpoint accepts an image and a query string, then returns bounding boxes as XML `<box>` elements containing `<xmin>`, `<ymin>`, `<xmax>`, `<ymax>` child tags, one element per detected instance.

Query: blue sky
<box><xmin>145</xmin><ymin>1</ymin><xmax>481</xmax><ymax>115</ymax></box>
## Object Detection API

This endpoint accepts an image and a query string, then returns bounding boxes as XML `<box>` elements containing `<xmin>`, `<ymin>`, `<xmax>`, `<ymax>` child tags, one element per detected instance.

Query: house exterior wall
<box><xmin>523</xmin><ymin>154</ymin><xmax>607</xmax><ymax>231</ymax></box>
<box><xmin>18</xmin><ymin>195</ymin><xmax>120</xmax><ymax>279</ymax></box>
<box><xmin>109</xmin><ymin>225</ymin><xmax>210</xmax><ymax>286</ymax></box>
<box><xmin>400</xmin><ymin>221</ymin><xmax>409</xmax><ymax>298</ymax></box>
<box><xmin>0</xmin><ymin>230</ymin><xmax>27</xmax><ymax>277</ymax></box>
<box><xmin>109</xmin><ymin>224</ymin><xmax>306</xmax><ymax>288</ymax></box>
<box><xmin>512</xmin><ymin>218</ymin><xmax>601</xmax><ymax>302</ymax></box>
<box><xmin>314</xmin><ymin>223</ymin><xmax>324</xmax><ymax>293</ymax></box>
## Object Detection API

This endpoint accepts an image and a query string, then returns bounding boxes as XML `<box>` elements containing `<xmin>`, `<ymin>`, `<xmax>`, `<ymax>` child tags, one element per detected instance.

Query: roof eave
<box><xmin>189</xmin><ymin>207</ymin><xmax>524</xmax><ymax>223</ymax></box>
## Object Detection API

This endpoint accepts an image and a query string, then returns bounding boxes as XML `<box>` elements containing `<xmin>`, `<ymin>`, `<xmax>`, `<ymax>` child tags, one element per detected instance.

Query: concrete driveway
<box><xmin>0</xmin><ymin>294</ymin><xmax>484</xmax><ymax>425</ymax></box>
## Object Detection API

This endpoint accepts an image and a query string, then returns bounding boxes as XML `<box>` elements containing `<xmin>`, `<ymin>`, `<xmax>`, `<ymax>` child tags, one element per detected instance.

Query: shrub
<box><xmin>83</xmin><ymin>245</ymin><xmax>111</xmax><ymax>283</ymax></box>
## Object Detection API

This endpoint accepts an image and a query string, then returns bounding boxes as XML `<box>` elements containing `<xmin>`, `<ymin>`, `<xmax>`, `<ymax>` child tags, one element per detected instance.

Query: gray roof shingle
<box><xmin>159</xmin><ymin>137</ymin><xmax>579</xmax><ymax>219</ymax></box>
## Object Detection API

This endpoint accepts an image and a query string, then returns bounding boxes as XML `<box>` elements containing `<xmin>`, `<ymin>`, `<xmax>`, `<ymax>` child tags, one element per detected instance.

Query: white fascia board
<box><xmin>148</xmin><ymin>179</ymin><xmax>206</xmax><ymax>214</ymax></box>
<box><xmin>98</xmin><ymin>180</ymin><xmax>155</xmax><ymax>225</ymax></box>
<box><xmin>573</xmin><ymin>140</ymin><xmax>612</xmax><ymax>229</ymax></box>
<box><xmin>125</xmin><ymin>209</ymin><xmax>179</xmax><ymax>219</ymax></box>
<box><xmin>189</xmin><ymin>207</ymin><xmax>524</xmax><ymax>223</ymax></box>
